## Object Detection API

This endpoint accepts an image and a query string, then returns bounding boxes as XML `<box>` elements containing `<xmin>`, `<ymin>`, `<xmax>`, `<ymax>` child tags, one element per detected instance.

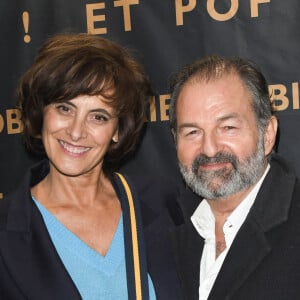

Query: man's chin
<box><xmin>197</xmin><ymin>171</ymin><xmax>232</xmax><ymax>185</ymax></box>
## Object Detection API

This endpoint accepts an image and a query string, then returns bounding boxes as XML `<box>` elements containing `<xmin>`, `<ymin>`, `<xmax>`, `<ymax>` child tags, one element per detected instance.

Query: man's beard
<box><xmin>179</xmin><ymin>135</ymin><xmax>266</xmax><ymax>200</ymax></box>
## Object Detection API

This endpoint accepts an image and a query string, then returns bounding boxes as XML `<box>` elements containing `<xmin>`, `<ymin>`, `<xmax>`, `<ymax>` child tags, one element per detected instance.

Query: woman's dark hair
<box><xmin>17</xmin><ymin>33</ymin><xmax>151</xmax><ymax>175</ymax></box>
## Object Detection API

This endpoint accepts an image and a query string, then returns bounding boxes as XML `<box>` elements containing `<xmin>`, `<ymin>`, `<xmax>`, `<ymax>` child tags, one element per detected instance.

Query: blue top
<box><xmin>33</xmin><ymin>197</ymin><xmax>156</xmax><ymax>300</ymax></box>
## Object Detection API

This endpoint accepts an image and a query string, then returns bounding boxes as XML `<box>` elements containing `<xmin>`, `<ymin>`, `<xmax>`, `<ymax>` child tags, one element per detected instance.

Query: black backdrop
<box><xmin>0</xmin><ymin>0</ymin><xmax>299</xmax><ymax>199</ymax></box>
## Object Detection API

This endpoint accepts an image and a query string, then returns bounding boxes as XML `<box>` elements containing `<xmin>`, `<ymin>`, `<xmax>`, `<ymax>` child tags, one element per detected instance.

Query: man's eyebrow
<box><xmin>217</xmin><ymin>113</ymin><xmax>241</xmax><ymax>122</ymax></box>
<box><xmin>177</xmin><ymin>113</ymin><xmax>242</xmax><ymax>130</ymax></box>
<box><xmin>177</xmin><ymin>122</ymin><xmax>199</xmax><ymax>131</ymax></box>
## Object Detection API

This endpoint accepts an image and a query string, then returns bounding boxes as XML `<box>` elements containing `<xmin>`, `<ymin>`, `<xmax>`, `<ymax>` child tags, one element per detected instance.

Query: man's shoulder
<box><xmin>117</xmin><ymin>173</ymin><xmax>181</xmax><ymax>216</ymax></box>
<box><xmin>248</xmin><ymin>154</ymin><xmax>300</xmax><ymax>231</ymax></box>
<box><xmin>269</xmin><ymin>154</ymin><xmax>297</xmax><ymax>178</ymax></box>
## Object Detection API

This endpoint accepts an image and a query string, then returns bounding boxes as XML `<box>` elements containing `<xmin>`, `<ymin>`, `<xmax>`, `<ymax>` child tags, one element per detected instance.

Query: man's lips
<box><xmin>199</xmin><ymin>161</ymin><xmax>231</xmax><ymax>170</ymax></box>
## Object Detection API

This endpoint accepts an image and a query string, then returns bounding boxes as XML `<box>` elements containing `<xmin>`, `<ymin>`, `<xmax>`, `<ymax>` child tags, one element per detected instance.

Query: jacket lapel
<box><xmin>172</xmin><ymin>222</ymin><xmax>204</xmax><ymax>300</ymax></box>
<box><xmin>171</xmin><ymin>187</ymin><xmax>204</xmax><ymax>300</ymax></box>
<box><xmin>208</xmin><ymin>218</ymin><xmax>271</xmax><ymax>300</ymax></box>
<box><xmin>144</xmin><ymin>210</ymin><xmax>185</xmax><ymax>300</ymax></box>
<box><xmin>0</xmin><ymin>161</ymin><xmax>81</xmax><ymax>300</ymax></box>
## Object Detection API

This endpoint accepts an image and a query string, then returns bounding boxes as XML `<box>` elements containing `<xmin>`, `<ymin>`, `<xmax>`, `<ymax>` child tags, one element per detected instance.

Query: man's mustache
<box><xmin>192</xmin><ymin>152</ymin><xmax>238</xmax><ymax>172</ymax></box>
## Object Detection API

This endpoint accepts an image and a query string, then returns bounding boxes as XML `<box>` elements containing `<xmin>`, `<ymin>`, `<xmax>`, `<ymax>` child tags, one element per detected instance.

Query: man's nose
<box><xmin>201</xmin><ymin>131</ymin><xmax>219</xmax><ymax>158</ymax></box>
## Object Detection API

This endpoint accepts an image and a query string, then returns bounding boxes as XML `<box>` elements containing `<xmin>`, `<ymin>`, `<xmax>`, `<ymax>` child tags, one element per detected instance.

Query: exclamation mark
<box><xmin>22</xmin><ymin>11</ymin><xmax>31</xmax><ymax>43</ymax></box>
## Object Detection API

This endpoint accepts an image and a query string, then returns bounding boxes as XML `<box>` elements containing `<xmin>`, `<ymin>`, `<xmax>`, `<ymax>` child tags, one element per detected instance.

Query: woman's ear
<box><xmin>264</xmin><ymin>116</ymin><xmax>278</xmax><ymax>155</ymax></box>
<box><xmin>112</xmin><ymin>128</ymin><xmax>119</xmax><ymax>143</ymax></box>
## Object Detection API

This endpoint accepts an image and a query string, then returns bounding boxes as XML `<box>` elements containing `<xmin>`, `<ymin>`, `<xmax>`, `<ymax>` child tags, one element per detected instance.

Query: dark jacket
<box><xmin>171</xmin><ymin>154</ymin><xmax>300</xmax><ymax>300</ymax></box>
<box><xmin>0</xmin><ymin>160</ymin><xmax>183</xmax><ymax>300</ymax></box>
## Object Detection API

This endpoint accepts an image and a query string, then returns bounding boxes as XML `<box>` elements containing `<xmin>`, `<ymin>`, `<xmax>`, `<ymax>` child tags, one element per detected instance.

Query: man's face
<box><xmin>175</xmin><ymin>74</ymin><xmax>269</xmax><ymax>200</ymax></box>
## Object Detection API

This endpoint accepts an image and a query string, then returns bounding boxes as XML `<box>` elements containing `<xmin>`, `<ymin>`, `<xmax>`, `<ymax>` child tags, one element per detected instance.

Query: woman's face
<box><xmin>42</xmin><ymin>95</ymin><xmax>119</xmax><ymax>177</ymax></box>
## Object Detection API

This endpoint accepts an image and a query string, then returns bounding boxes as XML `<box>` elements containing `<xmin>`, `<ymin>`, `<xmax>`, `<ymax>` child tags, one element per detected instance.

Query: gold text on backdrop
<box><xmin>175</xmin><ymin>0</ymin><xmax>271</xmax><ymax>25</ymax></box>
<box><xmin>22</xmin><ymin>11</ymin><xmax>31</xmax><ymax>43</ymax></box>
<box><xmin>86</xmin><ymin>0</ymin><xmax>139</xmax><ymax>34</ymax></box>
<box><xmin>270</xmin><ymin>83</ymin><xmax>300</xmax><ymax>111</ymax></box>
<box><xmin>0</xmin><ymin>109</ymin><xmax>23</xmax><ymax>134</ymax></box>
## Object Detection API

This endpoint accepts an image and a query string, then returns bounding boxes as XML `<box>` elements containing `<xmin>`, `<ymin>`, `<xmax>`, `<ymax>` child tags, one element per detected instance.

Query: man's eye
<box><xmin>224</xmin><ymin>126</ymin><xmax>236</xmax><ymax>130</ymax></box>
<box><xmin>180</xmin><ymin>129</ymin><xmax>201</xmax><ymax>139</ymax></box>
<box><xmin>187</xmin><ymin>130</ymin><xmax>198</xmax><ymax>135</ymax></box>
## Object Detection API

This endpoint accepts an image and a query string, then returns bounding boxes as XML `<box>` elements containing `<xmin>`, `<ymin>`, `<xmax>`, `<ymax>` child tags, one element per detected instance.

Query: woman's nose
<box><xmin>66</xmin><ymin>116</ymin><xmax>87</xmax><ymax>141</ymax></box>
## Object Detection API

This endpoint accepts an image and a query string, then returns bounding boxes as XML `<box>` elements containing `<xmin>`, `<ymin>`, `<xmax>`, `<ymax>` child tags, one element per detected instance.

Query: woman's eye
<box><xmin>55</xmin><ymin>104</ymin><xmax>71</xmax><ymax>114</ymax></box>
<box><xmin>93</xmin><ymin>114</ymin><xmax>109</xmax><ymax>122</ymax></box>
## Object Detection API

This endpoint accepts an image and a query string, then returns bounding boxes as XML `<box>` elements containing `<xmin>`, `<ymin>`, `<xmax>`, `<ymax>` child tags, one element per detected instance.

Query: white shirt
<box><xmin>191</xmin><ymin>165</ymin><xmax>270</xmax><ymax>300</ymax></box>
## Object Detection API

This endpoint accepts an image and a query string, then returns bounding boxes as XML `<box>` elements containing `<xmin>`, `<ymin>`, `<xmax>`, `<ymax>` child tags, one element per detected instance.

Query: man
<box><xmin>168</xmin><ymin>55</ymin><xmax>300</xmax><ymax>300</ymax></box>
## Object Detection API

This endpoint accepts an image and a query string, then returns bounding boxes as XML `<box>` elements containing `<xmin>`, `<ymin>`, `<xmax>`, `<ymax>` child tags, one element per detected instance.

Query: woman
<box><xmin>0</xmin><ymin>34</ymin><xmax>182</xmax><ymax>300</ymax></box>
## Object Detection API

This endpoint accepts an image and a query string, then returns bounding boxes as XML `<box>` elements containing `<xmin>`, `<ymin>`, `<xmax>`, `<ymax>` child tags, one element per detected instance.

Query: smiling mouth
<box><xmin>59</xmin><ymin>140</ymin><xmax>90</xmax><ymax>154</ymax></box>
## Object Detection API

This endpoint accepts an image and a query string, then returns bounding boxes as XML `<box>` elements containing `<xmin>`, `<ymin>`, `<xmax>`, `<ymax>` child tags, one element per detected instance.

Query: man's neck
<box><xmin>208</xmin><ymin>185</ymin><xmax>256</xmax><ymax>258</ymax></box>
